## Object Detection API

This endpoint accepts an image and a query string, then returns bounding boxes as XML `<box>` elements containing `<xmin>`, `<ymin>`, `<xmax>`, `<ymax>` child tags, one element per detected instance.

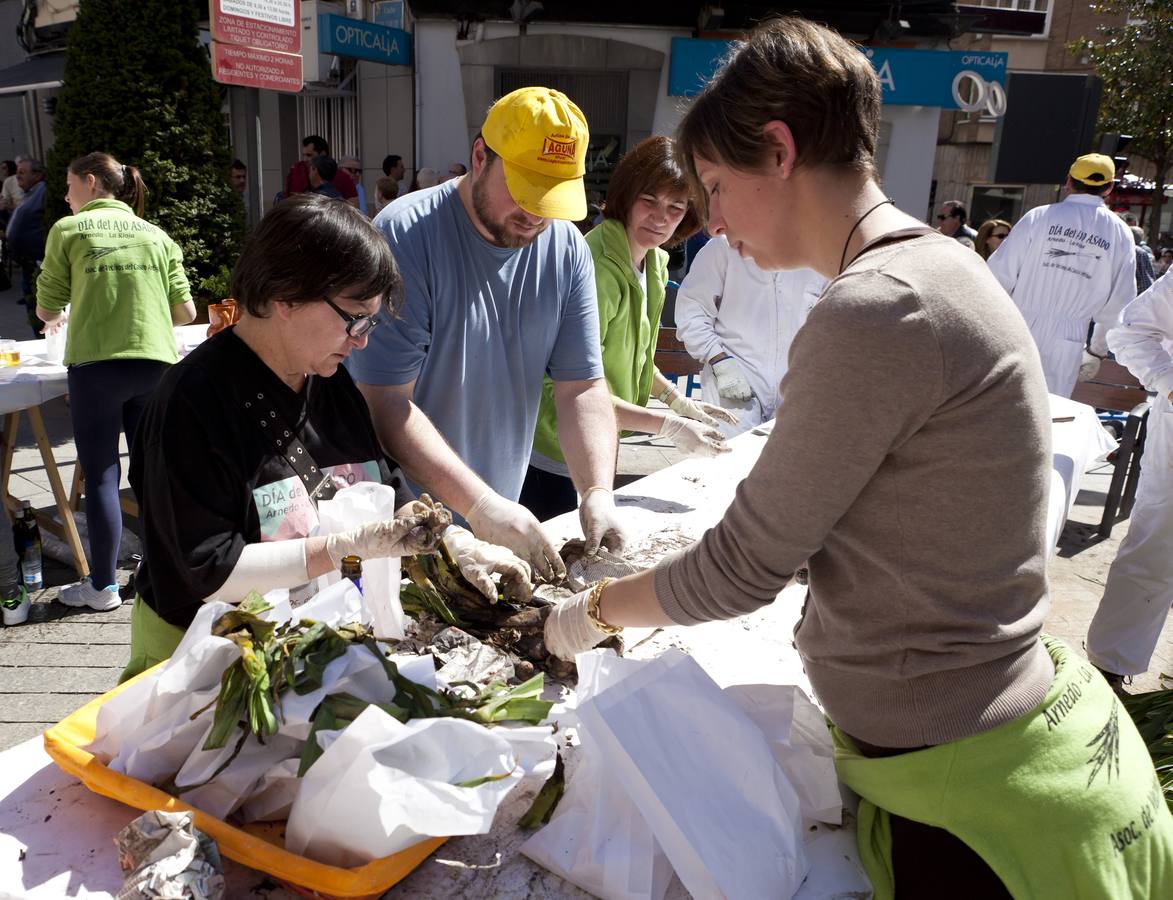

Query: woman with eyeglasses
<box><xmin>36</xmin><ymin>152</ymin><xmax>196</xmax><ymax>614</ymax></box>
<box><xmin>120</xmin><ymin>195</ymin><xmax>525</xmax><ymax>680</ymax></box>
<box><xmin>976</xmin><ymin>218</ymin><xmax>1012</xmax><ymax>261</ymax></box>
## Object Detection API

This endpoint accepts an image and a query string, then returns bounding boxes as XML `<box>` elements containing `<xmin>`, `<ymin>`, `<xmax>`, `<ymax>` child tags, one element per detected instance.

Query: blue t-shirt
<box><xmin>349</xmin><ymin>181</ymin><xmax>603</xmax><ymax>501</ymax></box>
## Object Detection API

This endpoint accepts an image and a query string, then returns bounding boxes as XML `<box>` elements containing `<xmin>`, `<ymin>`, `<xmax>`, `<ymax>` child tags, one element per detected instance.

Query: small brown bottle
<box><xmin>340</xmin><ymin>555</ymin><xmax>363</xmax><ymax>594</ymax></box>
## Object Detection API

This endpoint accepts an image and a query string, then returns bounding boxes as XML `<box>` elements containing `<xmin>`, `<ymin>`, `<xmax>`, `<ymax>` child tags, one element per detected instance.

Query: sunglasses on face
<box><xmin>937</xmin><ymin>213</ymin><xmax>956</xmax><ymax>221</ymax></box>
<box><xmin>991</xmin><ymin>232</ymin><xmax>1009</xmax><ymax>240</ymax></box>
<box><xmin>323</xmin><ymin>296</ymin><xmax>380</xmax><ymax>337</ymax></box>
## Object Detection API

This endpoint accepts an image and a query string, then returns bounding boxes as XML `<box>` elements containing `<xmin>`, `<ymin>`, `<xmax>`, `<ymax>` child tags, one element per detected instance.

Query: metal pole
<box><xmin>244</xmin><ymin>86</ymin><xmax>263</xmax><ymax>226</ymax></box>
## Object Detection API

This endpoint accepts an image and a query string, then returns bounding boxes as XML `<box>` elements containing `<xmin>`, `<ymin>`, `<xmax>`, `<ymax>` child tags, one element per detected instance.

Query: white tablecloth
<box><xmin>0</xmin><ymin>395</ymin><xmax>1117</xmax><ymax>898</ymax></box>
<box><xmin>0</xmin><ymin>325</ymin><xmax>208</xmax><ymax>417</ymax></box>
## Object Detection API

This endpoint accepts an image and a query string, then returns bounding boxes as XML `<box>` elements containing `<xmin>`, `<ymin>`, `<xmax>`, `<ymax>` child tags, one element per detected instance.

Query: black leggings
<box><xmin>68</xmin><ymin>359</ymin><xmax>169</xmax><ymax>587</ymax></box>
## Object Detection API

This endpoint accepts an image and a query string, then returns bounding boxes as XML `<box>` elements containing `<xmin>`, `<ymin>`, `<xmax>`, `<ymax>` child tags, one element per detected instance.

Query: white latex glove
<box><xmin>669</xmin><ymin>392</ymin><xmax>740</xmax><ymax>429</ymax></box>
<box><xmin>442</xmin><ymin>525</ymin><xmax>533</xmax><ymax>602</ymax></box>
<box><xmin>657</xmin><ymin>415</ymin><xmax>730</xmax><ymax>458</ymax></box>
<box><xmin>712</xmin><ymin>357</ymin><xmax>753</xmax><ymax>401</ymax></box>
<box><xmin>1079</xmin><ymin>350</ymin><xmax>1102</xmax><ymax>382</ymax></box>
<box><xmin>579</xmin><ymin>488</ymin><xmax>629</xmax><ymax>557</ymax></box>
<box><xmin>324</xmin><ymin>498</ymin><xmax>451</xmax><ymax>566</ymax></box>
<box><xmin>544</xmin><ymin>588</ymin><xmax>616</xmax><ymax>662</ymax></box>
<box><xmin>465</xmin><ymin>489</ymin><xmax>566</xmax><ymax>582</ymax></box>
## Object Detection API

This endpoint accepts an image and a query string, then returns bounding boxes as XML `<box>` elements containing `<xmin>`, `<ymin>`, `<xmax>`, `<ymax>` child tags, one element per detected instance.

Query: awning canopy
<box><xmin>0</xmin><ymin>53</ymin><xmax>65</xmax><ymax>96</ymax></box>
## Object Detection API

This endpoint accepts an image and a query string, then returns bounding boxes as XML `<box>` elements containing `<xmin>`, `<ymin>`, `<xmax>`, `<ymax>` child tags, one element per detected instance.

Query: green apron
<box><xmin>833</xmin><ymin>636</ymin><xmax>1173</xmax><ymax>899</ymax></box>
<box><xmin>119</xmin><ymin>595</ymin><xmax>185</xmax><ymax>683</ymax></box>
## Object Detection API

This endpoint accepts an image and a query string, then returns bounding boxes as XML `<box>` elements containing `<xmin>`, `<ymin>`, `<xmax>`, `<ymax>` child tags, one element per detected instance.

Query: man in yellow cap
<box><xmin>351</xmin><ymin>87</ymin><xmax>628</xmax><ymax>582</ymax></box>
<box><xmin>988</xmin><ymin>152</ymin><xmax>1137</xmax><ymax>397</ymax></box>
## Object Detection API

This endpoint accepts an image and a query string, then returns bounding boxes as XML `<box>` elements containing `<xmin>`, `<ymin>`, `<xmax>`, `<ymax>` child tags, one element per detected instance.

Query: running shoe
<box><xmin>1</xmin><ymin>584</ymin><xmax>29</xmax><ymax>625</ymax></box>
<box><xmin>57</xmin><ymin>579</ymin><xmax>121</xmax><ymax>612</ymax></box>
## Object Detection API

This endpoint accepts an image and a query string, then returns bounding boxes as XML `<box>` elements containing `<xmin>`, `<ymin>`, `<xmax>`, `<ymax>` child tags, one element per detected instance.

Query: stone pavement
<box><xmin>1</xmin><ymin>277</ymin><xmax>1171</xmax><ymax>754</ymax></box>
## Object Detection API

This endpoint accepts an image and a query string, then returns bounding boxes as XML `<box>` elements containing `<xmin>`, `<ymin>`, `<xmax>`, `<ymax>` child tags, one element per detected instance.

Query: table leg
<box><xmin>27</xmin><ymin>404</ymin><xmax>89</xmax><ymax>579</ymax></box>
<box><xmin>0</xmin><ymin>411</ymin><xmax>19</xmax><ymax>516</ymax></box>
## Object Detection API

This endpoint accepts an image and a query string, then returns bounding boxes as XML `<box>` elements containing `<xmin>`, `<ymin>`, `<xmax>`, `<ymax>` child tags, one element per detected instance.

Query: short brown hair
<box><xmin>602</xmin><ymin>136</ymin><xmax>701</xmax><ymax>248</ymax></box>
<box><xmin>232</xmin><ymin>194</ymin><xmax>402</xmax><ymax>318</ymax></box>
<box><xmin>676</xmin><ymin>16</ymin><xmax>880</xmax><ymax>192</ymax></box>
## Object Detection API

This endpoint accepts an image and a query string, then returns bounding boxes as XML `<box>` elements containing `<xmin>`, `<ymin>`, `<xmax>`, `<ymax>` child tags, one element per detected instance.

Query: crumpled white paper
<box><xmin>285</xmin><ymin>706</ymin><xmax>524</xmax><ymax>867</ymax></box>
<box><xmin>724</xmin><ymin>683</ymin><xmax>843</xmax><ymax>825</ymax></box>
<box><xmin>524</xmin><ymin>649</ymin><xmax>811</xmax><ymax>900</ymax></box>
<box><xmin>313</xmin><ymin>482</ymin><xmax>407</xmax><ymax>639</ymax></box>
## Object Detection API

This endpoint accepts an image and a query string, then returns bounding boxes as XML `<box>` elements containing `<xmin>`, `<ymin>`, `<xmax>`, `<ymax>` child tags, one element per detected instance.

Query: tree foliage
<box><xmin>1073</xmin><ymin>0</ymin><xmax>1173</xmax><ymax>244</ymax></box>
<box><xmin>45</xmin><ymin>0</ymin><xmax>243</xmax><ymax>304</ymax></box>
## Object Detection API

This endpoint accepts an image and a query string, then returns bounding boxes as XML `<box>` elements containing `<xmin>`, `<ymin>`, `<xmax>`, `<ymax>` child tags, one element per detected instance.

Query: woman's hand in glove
<box><xmin>324</xmin><ymin>495</ymin><xmax>452</xmax><ymax>566</ymax></box>
<box><xmin>669</xmin><ymin>393</ymin><xmax>739</xmax><ymax>428</ymax></box>
<box><xmin>711</xmin><ymin>357</ymin><xmax>753</xmax><ymax>401</ymax></box>
<box><xmin>657</xmin><ymin>415</ymin><xmax>730</xmax><ymax>458</ymax></box>
<box><xmin>443</xmin><ymin>525</ymin><xmax>533</xmax><ymax>602</ymax></box>
<box><xmin>544</xmin><ymin>586</ymin><xmax>618</xmax><ymax>662</ymax></box>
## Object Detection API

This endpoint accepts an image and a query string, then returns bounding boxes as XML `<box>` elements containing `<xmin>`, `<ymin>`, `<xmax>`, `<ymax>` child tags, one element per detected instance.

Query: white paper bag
<box><xmin>521</xmin><ymin>651</ymin><xmax>673</xmax><ymax>900</ymax></box>
<box><xmin>724</xmin><ymin>684</ymin><xmax>843</xmax><ymax>825</ymax></box>
<box><xmin>239</xmin><ymin>758</ymin><xmax>302</xmax><ymax>823</ymax></box>
<box><xmin>579</xmin><ymin>649</ymin><xmax>809</xmax><ymax>900</ymax></box>
<box><xmin>175</xmin><ymin>733</ymin><xmax>303</xmax><ymax>820</ymax></box>
<box><xmin>285</xmin><ymin>706</ymin><xmax>522</xmax><ymax>867</ymax></box>
<box><xmin>313</xmin><ymin>482</ymin><xmax>406</xmax><ymax>639</ymax></box>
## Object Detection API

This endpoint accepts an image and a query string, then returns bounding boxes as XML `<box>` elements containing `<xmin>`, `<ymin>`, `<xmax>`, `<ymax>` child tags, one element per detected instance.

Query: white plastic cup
<box><xmin>45</xmin><ymin>323</ymin><xmax>66</xmax><ymax>365</ymax></box>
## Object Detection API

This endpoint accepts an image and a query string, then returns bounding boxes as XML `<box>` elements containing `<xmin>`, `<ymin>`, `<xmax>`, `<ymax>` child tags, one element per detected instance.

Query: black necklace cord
<box><xmin>838</xmin><ymin>198</ymin><xmax>896</xmax><ymax>275</ymax></box>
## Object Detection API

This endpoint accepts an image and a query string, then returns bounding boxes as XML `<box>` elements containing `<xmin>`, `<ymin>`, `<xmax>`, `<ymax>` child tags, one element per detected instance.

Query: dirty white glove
<box><xmin>579</xmin><ymin>487</ymin><xmax>629</xmax><ymax>557</ymax></box>
<box><xmin>657</xmin><ymin>415</ymin><xmax>730</xmax><ymax>458</ymax></box>
<box><xmin>669</xmin><ymin>393</ymin><xmax>740</xmax><ymax>429</ymax></box>
<box><xmin>1079</xmin><ymin>350</ymin><xmax>1103</xmax><ymax>382</ymax></box>
<box><xmin>544</xmin><ymin>588</ymin><xmax>617</xmax><ymax>662</ymax></box>
<box><xmin>712</xmin><ymin>357</ymin><xmax>753</xmax><ymax>401</ymax></box>
<box><xmin>443</xmin><ymin>525</ymin><xmax>533</xmax><ymax>602</ymax></box>
<box><xmin>465</xmin><ymin>489</ymin><xmax>566</xmax><ymax>582</ymax></box>
<box><xmin>324</xmin><ymin>498</ymin><xmax>451</xmax><ymax>566</ymax></box>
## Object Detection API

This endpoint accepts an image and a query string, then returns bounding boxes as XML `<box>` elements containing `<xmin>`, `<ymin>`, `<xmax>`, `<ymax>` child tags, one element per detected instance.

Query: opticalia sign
<box><xmin>668</xmin><ymin>39</ymin><xmax>1008</xmax><ymax>115</ymax></box>
<box><xmin>318</xmin><ymin>13</ymin><xmax>411</xmax><ymax>66</ymax></box>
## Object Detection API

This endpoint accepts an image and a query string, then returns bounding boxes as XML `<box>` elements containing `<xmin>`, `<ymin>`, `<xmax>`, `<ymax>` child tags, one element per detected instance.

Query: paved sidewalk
<box><xmin>1</xmin><ymin>276</ymin><xmax>1170</xmax><ymax>753</ymax></box>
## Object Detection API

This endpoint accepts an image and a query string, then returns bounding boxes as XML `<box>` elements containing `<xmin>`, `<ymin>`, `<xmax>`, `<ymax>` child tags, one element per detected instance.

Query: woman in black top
<box><xmin>124</xmin><ymin>195</ymin><xmax>528</xmax><ymax>681</ymax></box>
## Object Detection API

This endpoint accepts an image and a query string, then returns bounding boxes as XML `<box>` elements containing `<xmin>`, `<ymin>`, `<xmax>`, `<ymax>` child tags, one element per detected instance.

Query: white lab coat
<box><xmin>675</xmin><ymin>236</ymin><xmax>828</xmax><ymax>434</ymax></box>
<box><xmin>988</xmin><ymin>193</ymin><xmax>1136</xmax><ymax>398</ymax></box>
<box><xmin>1087</xmin><ymin>271</ymin><xmax>1173</xmax><ymax>676</ymax></box>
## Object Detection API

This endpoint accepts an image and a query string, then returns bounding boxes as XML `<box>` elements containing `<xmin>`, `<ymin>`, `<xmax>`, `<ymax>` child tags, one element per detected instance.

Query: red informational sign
<box><xmin>211</xmin><ymin>0</ymin><xmax>301</xmax><ymax>54</ymax></box>
<box><xmin>211</xmin><ymin>42</ymin><xmax>303</xmax><ymax>93</ymax></box>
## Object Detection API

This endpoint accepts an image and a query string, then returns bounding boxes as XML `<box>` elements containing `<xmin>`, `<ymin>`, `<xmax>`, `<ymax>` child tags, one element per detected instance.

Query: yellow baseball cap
<box><xmin>1069</xmin><ymin>153</ymin><xmax>1115</xmax><ymax>186</ymax></box>
<box><xmin>482</xmin><ymin>87</ymin><xmax>589</xmax><ymax>221</ymax></box>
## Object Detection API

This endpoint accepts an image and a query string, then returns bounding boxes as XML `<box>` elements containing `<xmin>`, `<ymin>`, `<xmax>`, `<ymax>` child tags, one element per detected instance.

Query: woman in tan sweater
<box><xmin>542</xmin><ymin>16</ymin><xmax>1173</xmax><ymax>900</ymax></box>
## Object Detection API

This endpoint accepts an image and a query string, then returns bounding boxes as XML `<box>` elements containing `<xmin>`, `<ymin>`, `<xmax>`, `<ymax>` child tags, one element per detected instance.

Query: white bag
<box><xmin>285</xmin><ymin>706</ymin><xmax>522</xmax><ymax>867</ymax></box>
<box><xmin>521</xmin><ymin>651</ymin><xmax>673</xmax><ymax>900</ymax></box>
<box><xmin>175</xmin><ymin>733</ymin><xmax>304</xmax><ymax>820</ymax></box>
<box><xmin>313</xmin><ymin>482</ymin><xmax>407</xmax><ymax>639</ymax></box>
<box><xmin>577</xmin><ymin>649</ymin><xmax>808</xmax><ymax>900</ymax></box>
<box><xmin>724</xmin><ymin>684</ymin><xmax>843</xmax><ymax>825</ymax></box>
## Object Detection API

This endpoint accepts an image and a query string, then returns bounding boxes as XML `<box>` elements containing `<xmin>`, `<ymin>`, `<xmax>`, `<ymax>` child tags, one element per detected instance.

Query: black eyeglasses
<box><xmin>323</xmin><ymin>296</ymin><xmax>380</xmax><ymax>337</ymax></box>
<box><xmin>936</xmin><ymin>214</ymin><xmax>951</xmax><ymax>221</ymax></box>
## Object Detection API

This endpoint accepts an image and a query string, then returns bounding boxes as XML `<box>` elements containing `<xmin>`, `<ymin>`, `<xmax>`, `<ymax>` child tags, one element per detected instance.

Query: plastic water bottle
<box><xmin>13</xmin><ymin>501</ymin><xmax>43</xmax><ymax>591</ymax></box>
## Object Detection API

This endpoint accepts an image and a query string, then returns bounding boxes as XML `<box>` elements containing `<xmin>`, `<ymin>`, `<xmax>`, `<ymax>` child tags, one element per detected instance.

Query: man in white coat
<box><xmin>988</xmin><ymin>153</ymin><xmax>1136</xmax><ymax>398</ymax></box>
<box><xmin>675</xmin><ymin>235</ymin><xmax>827</xmax><ymax>435</ymax></box>
<box><xmin>1087</xmin><ymin>270</ymin><xmax>1173</xmax><ymax>690</ymax></box>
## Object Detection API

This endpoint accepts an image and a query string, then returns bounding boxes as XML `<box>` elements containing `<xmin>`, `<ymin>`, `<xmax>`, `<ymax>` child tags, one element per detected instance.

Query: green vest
<box><xmin>36</xmin><ymin>198</ymin><xmax>190</xmax><ymax>366</ymax></box>
<box><xmin>532</xmin><ymin>218</ymin><xmax>668</xmax><ymax>463</ymax></box>
<box><xmin>834</xmin><ymin>636</ymin><xmax>1173</xmax><ymax>899</ymax></box>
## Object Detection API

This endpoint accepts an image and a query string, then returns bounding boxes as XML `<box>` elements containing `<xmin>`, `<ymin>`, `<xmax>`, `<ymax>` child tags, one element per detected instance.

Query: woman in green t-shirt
<box><xmin>35</xmin><ymin>152</ymin><xmax>196</xmax><ymax>612</ymax></box>
<box><xmin>521</xmin><ymin>136</ymin><xmax>738</xmax><ymax>521</ymax></box>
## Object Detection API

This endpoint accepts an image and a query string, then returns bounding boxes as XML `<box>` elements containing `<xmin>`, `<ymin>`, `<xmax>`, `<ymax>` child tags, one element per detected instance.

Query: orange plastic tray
<box><xmin>43</xmin><ymin>665</ymin><xmax>445</xmax><ymax>900</ymax></box>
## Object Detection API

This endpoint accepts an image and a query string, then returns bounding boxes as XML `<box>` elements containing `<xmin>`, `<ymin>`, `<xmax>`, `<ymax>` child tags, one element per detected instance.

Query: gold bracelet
<box><xmin>587</xmin><ymin>577</ymin><xmax>622</xmax><ymax>635</ymax></box>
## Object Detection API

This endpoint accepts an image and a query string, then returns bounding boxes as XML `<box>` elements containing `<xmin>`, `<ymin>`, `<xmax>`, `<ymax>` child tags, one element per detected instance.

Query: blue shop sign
<box><xmin>319</xmin><ymin>13</ymin><xmax>411</xmax><ymax>66</ymax></box>
<box><xmin>669</xmin><ymin>38</ymin><xmax>1007</xmax><ymax>111</ymax></box>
